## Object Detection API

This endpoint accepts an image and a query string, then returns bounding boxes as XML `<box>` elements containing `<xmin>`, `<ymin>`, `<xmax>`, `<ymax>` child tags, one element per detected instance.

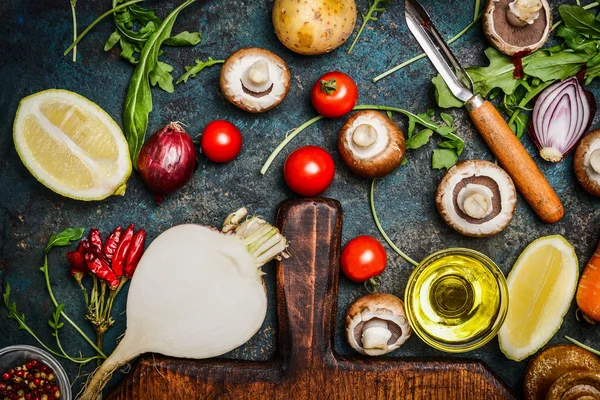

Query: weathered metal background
<box><xmin>0</xmin><ymin>0</ymin><xmax>598</xmax><ymax>397</ymax></box>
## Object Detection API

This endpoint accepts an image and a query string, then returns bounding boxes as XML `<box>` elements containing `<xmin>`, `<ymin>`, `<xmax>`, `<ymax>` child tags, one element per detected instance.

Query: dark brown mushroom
<box><xmin>436</xmin><ymin>160</ymin><xmax>517</xmax><ymax>237</ymax></box>
<box><xmin>547</xmin><ymin>371</ymin><xmax>600</xmax><ymax>400</ymax></box>
<box><xmin>483</xmin><ymin>0</ymin><xmax>552</xmax><ymax>56</ymax></box>
<box><xmin>574</xmin><ymin>129</ymin><xmax>600</xmax><ymax>197</ymax></box>
<box><xmin>220</xmin><ymin>48</ymin><xmax>290</xmax><ymax>113</ymax></box>
<box><xmin>338</xmin><ymin>111</ymin><xmax>406</xmax><ymax>178</ymax></box>
<box><xmin>524</xmin><ymin>344</ymin><xmax>600</xmax><ymax>400</ymax></box>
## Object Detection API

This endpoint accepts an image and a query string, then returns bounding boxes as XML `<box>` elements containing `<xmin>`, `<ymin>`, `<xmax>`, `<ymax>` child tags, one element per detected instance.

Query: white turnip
<box><xmin>79</xmin><ymin>208</ymin><xmax>288</xmax><ymax>400</ymax></box>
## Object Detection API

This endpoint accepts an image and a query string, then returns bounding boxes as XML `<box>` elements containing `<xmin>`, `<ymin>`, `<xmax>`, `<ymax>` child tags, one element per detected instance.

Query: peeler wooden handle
<box><xmin>467</xmin><ymin>96</ymin><xmax>564</xmax><ymax>224</ymax></box>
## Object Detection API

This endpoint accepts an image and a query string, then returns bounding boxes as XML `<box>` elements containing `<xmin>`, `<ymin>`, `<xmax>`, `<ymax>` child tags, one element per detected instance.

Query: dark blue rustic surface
<box><xmin>0</xmin><ymin>0</ymin><xmax>599</xmax><ymax>397</ymax></box>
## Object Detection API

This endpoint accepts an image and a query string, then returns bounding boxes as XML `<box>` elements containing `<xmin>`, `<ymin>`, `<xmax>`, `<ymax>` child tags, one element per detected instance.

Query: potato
<box><xmin>272</xmin><ymin>0</ymin><xmax>357</xmax><ymax>55</ymax></box>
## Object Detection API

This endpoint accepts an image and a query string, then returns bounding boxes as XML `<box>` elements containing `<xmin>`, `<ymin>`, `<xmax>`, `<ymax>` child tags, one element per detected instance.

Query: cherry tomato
<box><xmin>283</xmin><ymin>146</ymin><xmax>335</xmax><ymax>197</ymax></box>
<box><xmin>341</xmin><ymin>236</ymin><xmax>387</xmax><ymax>283</ymax></box>
<box><xmin>201</xmin><ymin>120</ymin><xmax>242</xmax><ymax>163</ymax></box>
<box><xmin>311</xmin><ymin>71</ymin><xmax>358</xmax><ymax>118</ymax></box>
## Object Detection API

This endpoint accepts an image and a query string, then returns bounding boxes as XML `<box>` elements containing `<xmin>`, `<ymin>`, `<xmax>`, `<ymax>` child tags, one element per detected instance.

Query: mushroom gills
<box><xmin>453</xmin><ymin>177</ymin><xmax>502</xmax><ymax>224</ymax></box>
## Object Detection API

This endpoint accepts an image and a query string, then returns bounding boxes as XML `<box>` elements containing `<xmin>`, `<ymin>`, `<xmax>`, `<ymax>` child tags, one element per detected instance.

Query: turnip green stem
<box><xmin>370</xmin><ymin>180</ymin><xmax>419</xmax><ymax>267</ymax></box>
<box><xmin>70</xmin><ymin>0</ymin><xmax>78</xmax><ymax>62</ymax></box>
<box><xmin>565</xmin><ymin>336</ymin><xmax>600</xmax><ymax>356</ymax></box>
<box><xmin>260</xmin><ymin>115</ymin><xmax>324</xmax><ymax>175</ymax></box>
<box><xmin>64</xmin><ymin>0</ymin><xmax>145</xmax><ymax>56</ymax></box>
<box><xmin>372</xmin><ymin>13</ymin><xmax>483</xmax><ymax>82</ymax></box>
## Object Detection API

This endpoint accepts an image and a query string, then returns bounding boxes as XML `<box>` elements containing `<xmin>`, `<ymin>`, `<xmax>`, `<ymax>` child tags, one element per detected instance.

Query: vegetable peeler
<box><xmin>405</xmin><ymin>0</ymin><xmax>564</xmax><ymax>224</ymax></box>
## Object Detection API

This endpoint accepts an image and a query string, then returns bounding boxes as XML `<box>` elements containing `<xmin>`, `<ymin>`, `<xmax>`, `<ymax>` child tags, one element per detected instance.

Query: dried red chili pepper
<box><xmin>112</xmin><ymin>224</ymin><xmax>134</xmax><ymax>278</ymax></box>
<box><xmin>89</xmin><ymin>229</ymin><xmax>103</xmax><ymax>252</ymax></box>
<box><xmin>82</xmin><ymin>240</ymin><xmax>110</xmax><ymax>264</ymax></box>
<box><xmin>103</xmin><ymin>226</ymin><xmax>122</xmax><ymax>261</ymax></box>
<box><xmin>85</xmin><ymin>253</ymin><xmax>119</xmax><ymax>289</ymax></box>
<box><xmin>124</xmin><ymin>230</ymin><xmax>146</xmax><ymax>279</ymax></box>
<box><xmin>66</xmin><ymin>241</ymin><xmax>87</xmax><ymax>284</ymax></box>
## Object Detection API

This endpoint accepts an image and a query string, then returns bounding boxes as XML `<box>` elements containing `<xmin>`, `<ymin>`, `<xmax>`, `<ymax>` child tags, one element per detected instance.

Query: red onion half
<box><xmin>137</xmin><ymin>122</ymin><xmax>197</xmax><ymax>205</ymax></box>
<box><xmin>530</xmin><ymin>77</ymin><xmax>596</xmax><ymax>162</ymax></box>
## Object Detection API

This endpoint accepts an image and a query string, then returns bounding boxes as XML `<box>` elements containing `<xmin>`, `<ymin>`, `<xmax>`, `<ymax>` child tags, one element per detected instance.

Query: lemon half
<box><xmin>13</xmin><ymin>89</ymin><xmax>132</xmax><ymax>201</ymax></box>
<box><xmin>499</xmin><ymin>235</ymin><xmax>578</xmax><ymax>361</ymax></box>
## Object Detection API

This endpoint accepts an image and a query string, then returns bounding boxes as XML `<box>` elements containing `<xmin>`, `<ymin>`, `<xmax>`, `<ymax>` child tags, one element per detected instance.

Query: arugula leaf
<box><xmin>45</xmin><ymin>228</ymin><xmax>84</xmax><ymax>253</ymax></box>
<box><xmin>559</xmin><ymin>4</ymin><xmax>600</xmax><ymax>38</ymax></box>
<box><xmin>433</xmin><ymin>75</ymin><xmax>464</xmax><ymax>109</ymax></box>
<box><xmin>149</xmin><ymin>61</ymin><xmax>175</xmax><ymax>93</ymax></box>
<box><xmin>468</xmin><ymin>48</ymin><xmax>520</xmax><ymax>96</ymax></box>
<box><xmin>347</xmin><ymin>0</ymin><xmax>390</xmax><ymax>54</ymax></box>
<box><xmin>440</xmin><ymin>112</ymin><xmax>454</xmax><ymax>127</ymax></box>
<box><xmin>177</xmin><ymin>57</ymin><xmax>225</xmax><ymax>84</ymax></box>
<box><xmin>164</xmin><ymin>31</ymin><xmax>202</xmax><ymax>46</ymax></box>
<box><xmin>524</xmin><ymin>50</ymin><xmax>590</xmax><ymax>81</ymax></box>
<box><xmin>104</xmin><ymin>31</ymin><xmax>121</xmax><ymax>51</ymax></box>
<box><xmin>406</xmin><ymin>129</ymin><xmax>433</xmax><ymax>149</ymax></box>
<box><xmin>124</xmin><ymin>0</ymin><xmax>196</xmax><ymax>166</ymax></box>
<box><xmin>432</xmin><ymin>149</ymin><xmax>459</xmax><ymax>170</ymax></box>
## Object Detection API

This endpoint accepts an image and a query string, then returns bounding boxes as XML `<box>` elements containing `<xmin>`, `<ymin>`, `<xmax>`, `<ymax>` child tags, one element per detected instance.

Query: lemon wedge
<box><xmin>499</xmin><ymin>235</ymin><xmax>578</xmax><ymax>361</ymax></box>
<box><xmin>13</xmin><ymin>89</ymin><xmax>132</xmax><ymax>200</ymax></box>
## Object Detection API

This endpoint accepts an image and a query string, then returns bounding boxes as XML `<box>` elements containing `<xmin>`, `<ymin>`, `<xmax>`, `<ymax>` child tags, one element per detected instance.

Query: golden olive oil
<box><xmin>407</xmin><ymin>253</ymin><xmax>502</xmax><ymax>344</ymax></box>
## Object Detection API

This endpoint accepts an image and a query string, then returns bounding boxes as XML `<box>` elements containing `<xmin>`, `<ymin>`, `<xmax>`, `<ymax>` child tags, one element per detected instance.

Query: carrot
<box><xmin>576</xmin><ymin>239</ymin><xmax>600</xmax><ymax>323</ymax></box>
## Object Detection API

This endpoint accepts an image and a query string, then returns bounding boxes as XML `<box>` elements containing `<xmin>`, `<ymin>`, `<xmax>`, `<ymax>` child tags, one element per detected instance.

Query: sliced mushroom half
<box><xmin>338</xmin><ymin>111</ymin><xmax>406</xmax><ymax>178</ymax></box>
<box><xmin>575</xmin><ymin>129</ymin><xmax>600</xmax><ymax>197</ymax></box>
<box><xmin>483</xmin><ymin>0</ymin><xmax>552</xmax><ymax>56</ymax></box>
<box><xmin>436</xmin><ymin>160</ymin><xmax>517</xmax><ymax>238</ymax></box>
<box><xmin>345</xmin><ymin>293</ymin><xmax>411</xmax><ymax>356</ymax></box>
<box><xmin>220</xmin><ymin>48</ymin><xmax>291</xmax><ymax>113</ymax></box>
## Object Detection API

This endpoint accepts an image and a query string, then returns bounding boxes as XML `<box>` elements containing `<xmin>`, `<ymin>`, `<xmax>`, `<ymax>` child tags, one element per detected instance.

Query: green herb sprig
<box><xmin>260</xmin><ymin>105</ymin><xmax>463</xmax><ymax>175</ymax></box>
<box><xmin>69</xmin><ymin>0</ymin><xmax>78</xmax><ymax>62</ymax></box>
<box><xmin>348</xmin><ymin>0</ymin><xmax>390</xmax><ymax>55</ymax></box>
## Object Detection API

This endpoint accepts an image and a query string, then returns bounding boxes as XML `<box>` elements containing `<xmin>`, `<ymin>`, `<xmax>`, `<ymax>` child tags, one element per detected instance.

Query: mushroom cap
<box><xmin>436</xmin><ymin>160</ymin><xmax>517</xmax><ymax>238</ymax></box>
<box><xmin>220</xmin><ymin>48</ymin><xmax>291</xmax><ymax>113</ymax></box>
<box><xmin>338</xmin><ymin>111</ymin><xmax>406</xmax><ymax>178</ymax></box>
<box><xmin>483</xmin><ymin>0</ymin><xmax>552</xmax><ymax>56</ymax></box>
<box><xmin>345</xmin><ymin>293</ymin><xmax>411</xmax><ymax>357</ymax></box>
<box><xmin>547</xmin><ymin>371</ymin><xmax>600</xmax><ymax>400</ymax></box>
<box><xmin>524</xmin><ymin>344</ymin><xmax>600</xmax><ymax>400</ymax></box>
<box><xmin>574</xmin><ymin>129</ymin><xmax>600</xmax><ymax>197</ymax></box>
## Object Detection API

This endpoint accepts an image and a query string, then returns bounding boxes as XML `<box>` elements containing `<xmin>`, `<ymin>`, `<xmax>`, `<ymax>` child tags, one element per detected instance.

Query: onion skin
<box><xmin>529</xmin><ymin>77</ymin><xmax>596</xmax><ymax>163</ymax></box>
<box><xmin>137</xmin><ymin>122</ymin><xmax>197</xmax><ymax>205</ymax></box>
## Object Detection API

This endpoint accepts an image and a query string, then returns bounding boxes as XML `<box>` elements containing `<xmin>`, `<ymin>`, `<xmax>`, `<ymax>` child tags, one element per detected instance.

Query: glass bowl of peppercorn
<box><xmin>0</xmin><ymin>345</ymin><xmax>71</xmax><ymax>400</ymax></box>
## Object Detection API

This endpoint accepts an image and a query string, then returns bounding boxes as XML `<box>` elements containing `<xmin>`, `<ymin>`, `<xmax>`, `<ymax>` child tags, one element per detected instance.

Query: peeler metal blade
<box><xmin>405</xmin><ymin>0</ymin><xmax>474</xmax><ymax>102</ymax></box>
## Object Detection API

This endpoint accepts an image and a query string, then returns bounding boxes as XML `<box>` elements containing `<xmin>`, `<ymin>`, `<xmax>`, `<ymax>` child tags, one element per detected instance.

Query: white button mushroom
<box><xmin>220</xmin><ymin>48</ymin><xmax>291</xmax><ymax>113</ymax></box>
<box><xmin>436</xmin><ymin>160</ymin><xmax>517</xmax><ymax>238</ymax></box>
<box><xmin>482</xmin><ymin>0</ymin><xmax>552</xmax><ymax>56</ymax></box>
<box><xmin>574</xmin><ymin>129</ymin><xmax>600</xmax><ymax>197</ymax></box>
<box><xmin>338</xmin><ymin>111</ymin><xmax>406</xmax><ymax>178</ymax></box>
<box><xmin>345</xmin><ymin>293</ymin><xmax>411</xmax><ymax>357</ymax></box>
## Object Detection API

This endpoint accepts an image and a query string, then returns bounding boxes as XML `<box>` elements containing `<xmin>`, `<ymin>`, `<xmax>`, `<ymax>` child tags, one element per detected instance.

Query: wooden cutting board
<box><xmin>107</xmin><ymin>198</ymin><xmax>515</xmax><ymax>399</ymax></box>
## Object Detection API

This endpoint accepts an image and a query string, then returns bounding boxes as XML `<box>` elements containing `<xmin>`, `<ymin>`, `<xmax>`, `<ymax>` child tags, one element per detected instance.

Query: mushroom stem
<box><xmin>590</xmin><ymin>149</ymin><xmax>600</xmax><ymax>174</ymax></box>
<box><xmin>507</xmin><ymin>0</ymin><xmax>542</xmax><ymax>27</ymax></box>
<box><xmin>463</xmin><ymin>192</ymin><xmax>489</xmax><ymax>219</ymax></box>
<box><xmin>362</xmin><ymin>319</ymin><xmax>391</xmax><ymax>356</ymax></box>
<box><xmin>352</xmin><ymin>124</ymin><xmax>378</xmax><ymax>148</ymax></box>
<box><xmin>248</xmin><ymin>60</ymin><xmax>270</xmax><ymax>85</ymax></box>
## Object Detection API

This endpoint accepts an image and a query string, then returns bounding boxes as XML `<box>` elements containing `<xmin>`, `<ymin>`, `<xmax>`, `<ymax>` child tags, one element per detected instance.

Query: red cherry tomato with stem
<box><xmin>283</xmin><ymin>146</ymin><xmax>335</xmax><ymax>197</ymax></box>
<box><xmin>311</xmin><ymin>71</ymin><xmax>358</xmax><ymax>118</ymax></box>
<box><xmin>341</xmin><ymin>236</ymin><xmax>387</xmax><ymax>291</ymax></box>
<box><xmin>201</xmin><ymin>120</ymin><xmax>242</xmax><ymax>163</ymax></box>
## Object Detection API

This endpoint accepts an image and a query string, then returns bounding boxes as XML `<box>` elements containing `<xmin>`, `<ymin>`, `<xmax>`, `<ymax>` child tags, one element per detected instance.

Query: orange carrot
<box><xmin>577</xmin><ymin>239</ymin><xmax>600</xmax><ymax>323</ymax></box>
